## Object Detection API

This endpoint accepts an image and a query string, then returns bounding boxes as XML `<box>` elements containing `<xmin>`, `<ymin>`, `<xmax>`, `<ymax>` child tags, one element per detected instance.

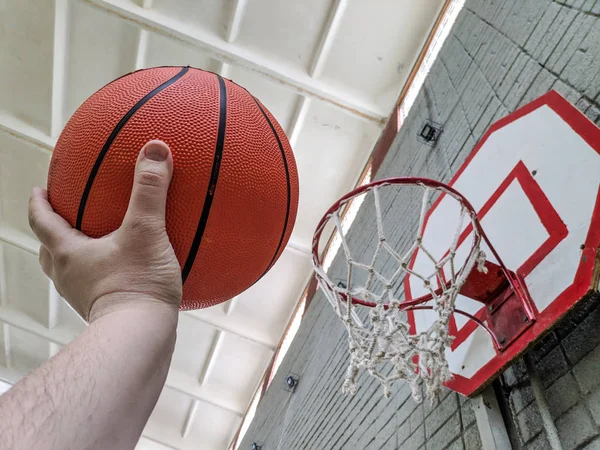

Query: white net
<box><xmin>312</xmin><ymin>180</ymin><xmax>487</xmax><ymax>402</ymax></box>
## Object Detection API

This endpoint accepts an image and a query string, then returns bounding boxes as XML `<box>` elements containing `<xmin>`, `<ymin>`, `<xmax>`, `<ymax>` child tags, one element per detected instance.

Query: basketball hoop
<box><xmin>312</xmin><ymin>177</ymin><xmax>535</xmax><ymax>402</ymax></box>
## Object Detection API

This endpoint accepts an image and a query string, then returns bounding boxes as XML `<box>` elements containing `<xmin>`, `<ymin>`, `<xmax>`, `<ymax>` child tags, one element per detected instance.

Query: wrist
<box><xmin>88</xmin><ymin>292</ymin><xmax>179</xmax><ymax>325</ymax></box>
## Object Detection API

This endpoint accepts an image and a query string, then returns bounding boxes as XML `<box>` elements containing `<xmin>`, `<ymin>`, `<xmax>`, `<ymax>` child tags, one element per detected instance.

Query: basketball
<box><xmin>47</xmin><ymin>66</ymin><xmax>299</xmax><ymax>310</ymax></box>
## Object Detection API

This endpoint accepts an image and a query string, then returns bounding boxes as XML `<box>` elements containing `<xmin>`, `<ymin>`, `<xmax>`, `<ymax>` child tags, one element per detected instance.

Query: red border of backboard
<box><xmin>404</xmin><ymin>91</ymin><xmax>600</xmax><ymax>396</ymax></box>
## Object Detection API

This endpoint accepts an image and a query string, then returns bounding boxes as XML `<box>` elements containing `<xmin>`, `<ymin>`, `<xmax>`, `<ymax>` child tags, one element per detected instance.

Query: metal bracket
<box><xmin>460</xmin><ymin>260</ymin><xmax>535</xmax><ymax>352</ymax></box>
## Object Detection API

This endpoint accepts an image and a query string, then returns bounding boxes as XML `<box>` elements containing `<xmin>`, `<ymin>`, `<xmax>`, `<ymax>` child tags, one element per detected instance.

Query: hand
<box><xmin>29</xmin><ymin>140</ymin><xmax>182</xmax><ymax>322</ymax></box>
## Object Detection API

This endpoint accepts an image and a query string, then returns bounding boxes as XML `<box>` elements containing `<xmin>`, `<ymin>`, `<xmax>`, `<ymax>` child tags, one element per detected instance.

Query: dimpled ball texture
<box><xmin>47</xmin><ymin>66</ymin><xmax>299</xmax><ymax>310</ymax></box>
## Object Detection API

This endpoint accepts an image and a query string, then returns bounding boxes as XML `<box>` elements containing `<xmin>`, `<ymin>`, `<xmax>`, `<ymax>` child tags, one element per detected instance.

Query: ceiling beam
<box><xmin>197</xmin><ymin>331</ymin><xmax>223</xmax><ymax>385</ymax></box>
<box><xmin>223</xmin><ymin>296</ymin><xmax>238</xmax><ymax>315</ymax></box>
<box><xmin>82</xmin><ymin>0</ymin><xmax>387</xmax><ymax>124</ymax></box>
<box><xmin>0</xmin><ymin>244</ymin><xmax>7</xmax><ymax>307</ymax></box>
<box><xmin>48</xmin><ymin>283</ymin><xmax>61</xmax><ymax>330</ymax></box>
<box><xmin>0</xmin><ymin>112</ymin><xmax>55</xmax><ymax>155</ymax></box>
<box><xmin>0</xmin><ymin>377</ymin><xmax>10</xmax><ymax>395</ymax></box>
<box><xmin>218</xmin><ymin>0</ymin><xmax>248</xmax><ymax>79</ymax></box>
<box><xmin>0</xmin><ymin>247</ymin><xmax>12</xmax><ymax>370</ymax></box>
<box><xmin>51</xmin><ymin>0</ymin><xmax>69</xmax><ymax>138</ymax></box>
<box><xmin>286</xmin><ymin>236</ymin><xmax>311</xmax><ymax>257</ymax></box>
<box><xmin>165</xmin><ymin>370</ymin><xmax>244</xmax><ymax>417</ymax></box>
<box><xmin>309</xmin><ymin>0</ymin><xmax>349</xmax><ymax>78</ymax></box>
<box><xmin>2</xmin><ymin>325</ymin><xmax>11</xmax><ymax>370</ymax></box>
<box><xmin>181</xmin><ymin>399</ymin><xmax>199</xmax><ymax>439</ymax></box>
<box><xmin>0</xmin><ymin>226</ymin><xmax>40</xmax><ymax>256</ymax></box>
<box><xmin>138</xmin><ymin>435</ymin><xmax>180</xmax><ymax>450</ymax></box>
<box><xmin>183</xmin><ymin>311</ymin><xmax>276</xmax><ymax>350</ymax></box>
<box><xmin>134</xmin><ymin>28</ymin><xmax>150</xmax><ymax>70</ymax></box>
<box><xmin>0</xmin><ymin>305</ymin><xmax>77</xmax><ymax>347</ymax></box>
<box><xmin>134</xmin><ymin>0</ymin><xmax>153</xmax><ymax>70</ymax></box>
<box><xmin>287</xmin><ymin>96</ymin><xmax>311</xmax><ymax>149</ymax></box>
<box><xmin>225</xmin><ymin>0</ymin><xmax>247</xmax><ymax>43</ymax></box>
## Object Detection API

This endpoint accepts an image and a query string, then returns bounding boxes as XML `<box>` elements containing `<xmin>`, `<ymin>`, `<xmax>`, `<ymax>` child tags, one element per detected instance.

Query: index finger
<box><xmin>28</xmin><ymin>187</ymin><xmax>76</xmax><ymax>251</ymax></box>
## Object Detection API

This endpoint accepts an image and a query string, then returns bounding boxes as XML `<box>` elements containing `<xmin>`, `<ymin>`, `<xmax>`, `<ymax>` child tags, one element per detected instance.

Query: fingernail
<box><xmin>144</xmin><ymin>141</ymin><xmax>168</xmax><ymax>162</ymax></box>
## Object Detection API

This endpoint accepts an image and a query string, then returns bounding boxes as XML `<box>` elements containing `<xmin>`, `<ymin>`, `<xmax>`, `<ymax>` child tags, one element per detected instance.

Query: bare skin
<box><xmin>0</xmin><ymin>140</ymin><xmax>182</xmax><ymax>450</ymax></box>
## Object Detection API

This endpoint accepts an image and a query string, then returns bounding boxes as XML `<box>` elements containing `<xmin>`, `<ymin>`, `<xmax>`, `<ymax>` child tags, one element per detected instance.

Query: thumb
<box><xmin>122</xmin><ymin>140</ymin><xmax>173</xmax><ymax>228</ymax></box>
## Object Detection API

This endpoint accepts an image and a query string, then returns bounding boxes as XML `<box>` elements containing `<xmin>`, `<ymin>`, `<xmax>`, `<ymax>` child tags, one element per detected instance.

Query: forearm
<box><xmin>0</xmin><ymin>297</ymin><xmax>178</xmax><ymax>450</ymax></box>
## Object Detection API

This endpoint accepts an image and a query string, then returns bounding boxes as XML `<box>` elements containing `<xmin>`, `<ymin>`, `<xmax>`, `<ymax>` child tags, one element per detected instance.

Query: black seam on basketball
<box><xmin>181</xmin><ymin>74</ymin><xmax>227</xmax><ymax>283</ymax></box>
<box><xmin>76</xmin><ymin>66</ymin><xmax>189</xmax><ymax>230</ymax></box>
<box><xmin>251</xmin><ymin>96</ymin><xmax>292</xmax><ymax>278</ymax></box>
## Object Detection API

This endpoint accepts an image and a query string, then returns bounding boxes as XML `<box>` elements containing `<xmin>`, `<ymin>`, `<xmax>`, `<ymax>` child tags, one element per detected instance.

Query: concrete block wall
<box><xmin>240</xmin><ymin>0</ymin><xmax>600</xmax><ymax>448</ymax></box>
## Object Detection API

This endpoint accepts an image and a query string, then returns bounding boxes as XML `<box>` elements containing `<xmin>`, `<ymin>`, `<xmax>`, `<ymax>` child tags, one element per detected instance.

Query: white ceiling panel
<box><xmin>148</xmin><ymin>387</ymin><xmax>194</xmax><ymax>434</ymax></box>
<box><xmin>200</xmin><ymin>332</ymin><xmax>272</xmax><ymax>412</ymax></box>
<box><xmin>183</xmin><ymin>401</ymin><xmax>241</xmax><ymax>450</ymax></box>
<box><xmin>292</xmin><ymin>99</ymin><xmax>381</xmax><ymax>245</ymax></box>
<box><xmin>144</xmin><ymin>33</ymin><xmax>221</xmax><ymax>74</ymax></box>
<box><xmin>320</xmin><ymin>0</ymin><xmax>445</xmax><ymax>110</ymax></box>
<box><xmin>0</xmin><ymin>134</ymin><xmax>50</xmax><ymax>238</ymax></box>
<box><xmin>0</xmin><ymin>325</ymin><xmax>6</xmax><ymax>367</ymax></box>
<box><xmin>136</xmin><ymin>436</ymin><xmax>176</xmax><ymax>450</ymax></box>
<box><xmin>190</xmin><ymin>248</ymin><xmax>312</xmax><ymax>347</ymax></box>
<box><xmin>0</xmin><ymin>0</ymin><xmax>54</xmax><ymax>134</ymax></box>
<box><xmin>56</xmin><ymin>294</ymin><xmax>88</xmax><ymax>333</ymax></box>
<box><xmin>151</xmin><ymin>0</ymin><xmax>230</xmax><ymax>39</ymax></box>
<box><xmin>170</xmin><ymin>314</ymin><xmax>218</xmax><ymax>379</ymax></box>
<box><xmin>225</xmin><ymin>65</ymin><xmax>299</xmax><ymax>134</ymax></box>
<box><xmin>237</xmin><ymin>0</ymin><xmax>331</xmax><ymax>71</ymax></box>
<box><xmin>3</xmin><ymin>245</ymin><xmax>49</xmax><ymax>327</ymax></box>
<box><xmin>8</xmin><ymin>326</ymin><xmax>50</xmax><ymax>373</ymax></box>
<box><xmin>64</xmin><ymin>0</ymin><xmax>139</xmax><ymax>123</ymax></box>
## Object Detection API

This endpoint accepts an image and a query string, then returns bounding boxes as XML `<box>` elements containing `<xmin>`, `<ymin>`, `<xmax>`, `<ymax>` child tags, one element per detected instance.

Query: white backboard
<box><xmin>406</xmin><ymin>91</ymin><xmax>600</xmax><ymax>396</ymax></box>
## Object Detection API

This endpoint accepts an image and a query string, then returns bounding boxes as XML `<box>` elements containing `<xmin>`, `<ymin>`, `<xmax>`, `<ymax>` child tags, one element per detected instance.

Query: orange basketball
<box><xmin>47</xmin><ymin>66</ymin><xmax>299</xmax><ymax>310</ymax></box>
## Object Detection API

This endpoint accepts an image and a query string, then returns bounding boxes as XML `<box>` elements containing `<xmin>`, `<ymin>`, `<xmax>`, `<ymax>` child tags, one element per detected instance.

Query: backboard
<box><xmin>406</xmin><ymin>91</ymin><xmax>600</xmax><ymax>397</ymax></box>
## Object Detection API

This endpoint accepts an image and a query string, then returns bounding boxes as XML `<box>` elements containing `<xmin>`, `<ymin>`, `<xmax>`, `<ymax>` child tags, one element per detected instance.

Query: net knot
<box><xmin>477</xmin><ymin>250</ymin><xmax>488</xmax><ymax>273</ymax></box>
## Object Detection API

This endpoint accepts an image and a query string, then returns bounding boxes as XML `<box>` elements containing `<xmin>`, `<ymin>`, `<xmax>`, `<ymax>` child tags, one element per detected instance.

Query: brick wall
<box><xmin>240</xmin><ymin>1</ymin><xmax>600</xmax><ymax>448</ymax></box>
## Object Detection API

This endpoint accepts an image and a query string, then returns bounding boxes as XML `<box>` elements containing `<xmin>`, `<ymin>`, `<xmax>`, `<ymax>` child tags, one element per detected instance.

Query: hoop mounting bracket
<box><xmin>460</xmin><ymin>260</ymin><xmax>535</xmax><ymax>351</ymax></box>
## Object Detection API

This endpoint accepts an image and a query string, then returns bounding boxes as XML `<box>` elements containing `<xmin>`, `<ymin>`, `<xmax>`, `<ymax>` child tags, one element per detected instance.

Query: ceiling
<box><xmin>0</xmin><ymin>0</ymin><xmax>445</xmax><ymax>448</ymax></box>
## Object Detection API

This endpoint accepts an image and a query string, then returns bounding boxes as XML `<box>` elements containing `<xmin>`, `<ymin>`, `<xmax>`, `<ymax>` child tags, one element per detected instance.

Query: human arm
<box><xmin>0</xmin><ymin>141</ymin><xmax>182</xmax><ymax>450</ymax></box>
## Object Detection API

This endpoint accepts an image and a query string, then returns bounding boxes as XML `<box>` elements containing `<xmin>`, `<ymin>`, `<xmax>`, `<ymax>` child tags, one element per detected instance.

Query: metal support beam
<box><xmin>0</xmin><ymin>378</ymin><xmax>11</xmax><ymax>395</ymax></box>
<box><xmin>165</xmin><ymin>370</ymin><xmax>244</xmax><ymax>417</ymax></box>
<box><xmin>223</xmin><ymin>297</ymin><xmax>238</xmax><ymax>315</ymax></box>
<box><xmin>0</xmin><ymin>112</ymin><xmax>55</xmax><ymax>155</ymax></box>
<box><xmin>51</xmin><ymin>0</ymin><xmax>69</xmax><ymax>138</ymax></box>
<box><xmin>288</xmin><ymin>96</ymin><xmax>310</xmax><ymax>149</ymax></box>
<box><xmin>309</xmin><ymin>0</ymin><xmax>348</xmax><ymax>78</ymax></box>
<box><xmin>184</xmin><ymin>311</ymin><xmax>276</xmax><ymax>350</ymax></box>
<box><xmin>134</xmin><ymin>0</ymin><xmax>153</xmax><ymax>70</ymax></box>
<box><xmin>181</xmin><ymin>399</ymin><xmax>199</xmax><ymax>439</ymax></box>
<box><xmin>48</xmin><ymin>283</ymin><xmax>61</xmax><ymax>330</ymax></box>
<box><xmin>0</xmin><ymin>247</ymin><xmax>10</xmax><ymax>368</ymax></box>
<box><xmin>197</xmin><ymin>331</ymin><xmax>223</xmax><ymax>385</ymax></box>
<box><xmin>219</xmin><ymin>61</ymin><xmax>231</xmax><ymax>79</ymax></box>
<box><xmin>0</xmin><ymin>305</ymin><xmax>77</xmax><ymax>347</ymax></box>
<box><xmin>225</xmin><ymin>0</ymin><xmax>248</xmax><ymax>43</ymax></box>
<box><xmin>0</xmin><ymin>244</ymin><xmax>7</xmax><ymax>306</ymax></box>
<box><xmin>2</xmin><ymin>325</ymin><xmax>11</xmax><ymax>369</ymax></box>
<box><xmin>524</xmin><ymin>354</ymin><xmax>564</xmax><ymax>450</ymax></box>
<box><xmin>82</xmin><ymin>0</ymin><xmax>386</xmax><ymax>124</ymax></box>
<box><xmin>217</xmin><ymin>0</ymin><xmax>247</xmax><ymax>80</ymax></box>
<box><xmin>0</xmin><ymin>226</ymin><xmax>39</xmax><ymax>256</ymax></box>
<box><xmin>138</xmin><ymin>436</ymin><xmax>180</xmax><ymax>450</ymax></box>
<box><xmin>473</xmin><ymin>384</ymin><xmax>512</xmax><ymax>450</ymax></box>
